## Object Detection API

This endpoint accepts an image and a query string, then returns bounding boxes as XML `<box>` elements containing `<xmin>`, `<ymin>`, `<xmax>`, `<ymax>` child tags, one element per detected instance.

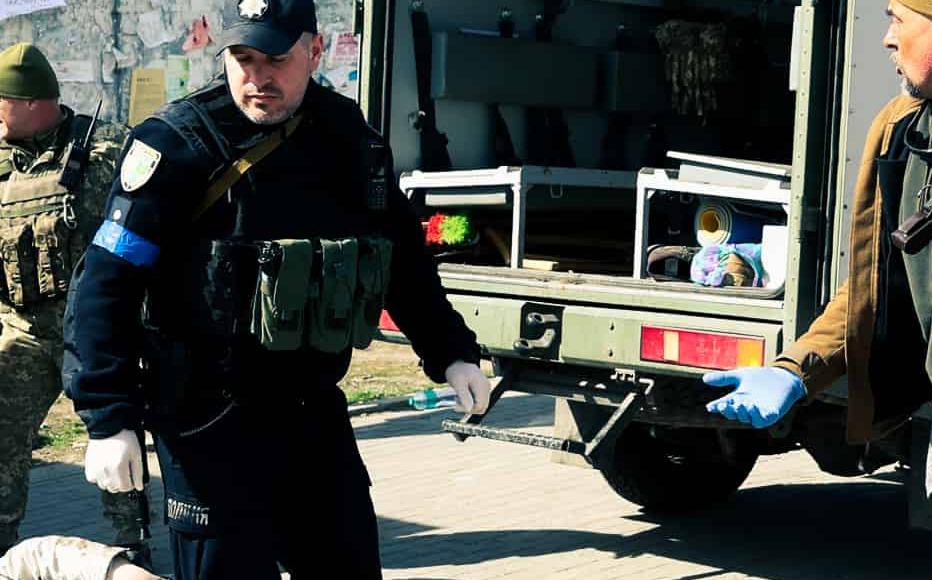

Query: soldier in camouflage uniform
<box><xmin>0</xmin><ymin>43</ymin><xmax>147</xmax><ymax>558</ymax></box>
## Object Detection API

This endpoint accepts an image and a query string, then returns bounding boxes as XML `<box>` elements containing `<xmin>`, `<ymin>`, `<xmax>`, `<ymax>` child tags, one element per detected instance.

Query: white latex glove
<box><xmin>444</xmin><ymin>361</ymin><xmax>491</xmax><ymax>414</ymax></box>
<box><xmin>84</xmin><ymin>429</ymin><xmax>144</xmax><ymax>493</ymax></box>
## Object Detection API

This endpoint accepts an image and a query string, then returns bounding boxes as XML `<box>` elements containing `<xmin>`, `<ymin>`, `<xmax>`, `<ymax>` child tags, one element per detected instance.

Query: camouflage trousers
<box><xmin>0</xmin><ymin>301</ymin><xmax>147</xmax><ymax>549</ymax></box>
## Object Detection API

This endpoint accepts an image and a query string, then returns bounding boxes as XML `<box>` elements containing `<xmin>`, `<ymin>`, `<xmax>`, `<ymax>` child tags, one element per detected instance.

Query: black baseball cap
<box><xmin>219</xmin><ymin>0</ymin><xmax>318</xmax><ymax>55</ymax></box>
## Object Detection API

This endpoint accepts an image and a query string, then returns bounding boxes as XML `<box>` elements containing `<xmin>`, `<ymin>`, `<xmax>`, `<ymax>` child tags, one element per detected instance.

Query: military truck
<box><xmin>357</xmin><ymin>0</ymin><xmax>932</xmax><ymax>524</ymax></box>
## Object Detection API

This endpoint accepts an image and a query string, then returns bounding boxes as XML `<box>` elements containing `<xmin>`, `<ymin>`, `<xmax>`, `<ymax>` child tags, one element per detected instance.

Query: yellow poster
<box><xmin>128</xmin><ymin>68</ymin><xmax>166</xmax><ymax>127</ymax></box>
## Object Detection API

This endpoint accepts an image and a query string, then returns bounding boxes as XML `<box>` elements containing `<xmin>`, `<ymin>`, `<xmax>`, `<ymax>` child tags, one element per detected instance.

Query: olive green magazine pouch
<box><xmin>307</xmin><ymin>238</ymin><xmax>358</xmax><ymax>353</ymax></box>
<box><xmin>253</xmin><ymin>239</ymin><xmax>314</xmax><ymax>351</ymax></box>
<box><xmin>0</xmin><ymin>222</ymin><xmax>39</xmax><ymax>307</ymax></box>
<box><xmin>0</xmin><ymin>173</ymin><xmax>68</xmax><ymax>305</ymax></box>
<box><xmin>34</xmin><ymin>213</ymin><xmax>73</xmax><ymax>299</ymax></box>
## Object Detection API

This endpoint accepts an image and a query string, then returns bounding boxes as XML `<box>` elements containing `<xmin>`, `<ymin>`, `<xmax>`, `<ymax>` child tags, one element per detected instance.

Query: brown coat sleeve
<box><xmin>772</xmin><ymin>95</ymin><xmax>924</xmax><ymax>399</ymax></box>
<box><xmin>773</xmin><ymin>280</ymin><xmax>849</xmax><ymax>395</ymax></box>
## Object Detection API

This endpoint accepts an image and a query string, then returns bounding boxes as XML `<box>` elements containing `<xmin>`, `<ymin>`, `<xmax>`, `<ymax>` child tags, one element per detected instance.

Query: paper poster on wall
<box><xmin>327</xmin><ymin>32</ymin><xmax>360</xmax><ymax>68</ymax></box>
<box><xmin>319</xmin><ymin>31</ymin><xmax>359</xmax><ymax>101</ymax></box>
<box><xmin>52</xmin><ymin>60</ymin><xmax>94</xmax><ymax>83</ymax></box>
<box><xmin>0</xmin><ymin>0</ymin><xmax>65</xmax><ymax>21</ymax></box>
<box><xmin>189</xmin><ymin>0</ymin><xmax>210</xmax><ymax>12</ymax></box>
<box><xmin>128</xmin><ymin>68</ymin><xmax>166</xmax><ymax>127</ymax></box>
<box><xmin>182</xmin><ymin>15</ymin><xmax>213</xmax><ymax>52</ymax></box>
<box><xmin>165</xmin><ymin>56</ymin><xmax>190</xmax><ymax>101</ymax></box>
<box><xmin>318</xmin><ymin>67</ymin><xmax>357</xmax><ymax>101</ymax></box>
<box><xmin>138</xmin><ymin>9</ymin><xmax>177</xmax><ymax>48</ymax></box>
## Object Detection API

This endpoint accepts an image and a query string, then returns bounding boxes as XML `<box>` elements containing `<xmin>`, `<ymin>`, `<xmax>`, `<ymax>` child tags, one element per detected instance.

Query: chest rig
<box><xmin>0</xmin><ymin>112</ymin><xmax>98</xmax><ymax>308</ymax></box>
<box><xmin>148</xmin><ymin>81</ymin><xmax>393</xmax><ymax>353</ymax></box>
<box><xmin>135</xmin><ymin>82</ymin><xmax>395</xmax><ymax>434</ymax></box>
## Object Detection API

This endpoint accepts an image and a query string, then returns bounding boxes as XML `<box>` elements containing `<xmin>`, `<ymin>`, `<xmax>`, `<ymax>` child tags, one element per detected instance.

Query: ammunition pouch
<box><xmin>0</xmin><ymin>173</ymin><xmax>80</xmax><ymax>307</ymax></box>
<box><xmin>252</xmin><ymin>239</ymin><xmax>314</xmax><ymax>351</ymax></box>
<box><xmin>249</xmin><ymin>236</ymin><xmax>393</xmax><ymax>353</ymax></box>
<box><xmin>0</xmin><ymin>111</ymin><xmax>96</xmax><ymax>309</ymax></box>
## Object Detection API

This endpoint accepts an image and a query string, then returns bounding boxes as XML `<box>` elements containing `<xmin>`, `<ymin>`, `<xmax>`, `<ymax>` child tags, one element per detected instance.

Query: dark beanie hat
<box><xmin>0</xmin><ymin>43</ymin><xmax>59</xmax><ymax>100</ymax></box>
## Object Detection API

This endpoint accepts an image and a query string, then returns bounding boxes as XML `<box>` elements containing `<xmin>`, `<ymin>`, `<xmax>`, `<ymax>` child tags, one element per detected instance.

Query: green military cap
<box><xmin>0</xmin><ymin>42</ymin><xmax>59</xmax><ymax>100</ymax></box>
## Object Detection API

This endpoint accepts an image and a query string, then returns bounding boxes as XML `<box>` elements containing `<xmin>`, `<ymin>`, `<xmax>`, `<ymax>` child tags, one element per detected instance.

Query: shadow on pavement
<box><xmin>380</xmin><ymin>479</ymin><xmax>932</xmax><ymax>579</ymax></box>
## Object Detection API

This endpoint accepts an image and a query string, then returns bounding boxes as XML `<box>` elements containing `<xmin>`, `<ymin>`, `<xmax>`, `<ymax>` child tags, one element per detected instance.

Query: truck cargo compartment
<box><xmin>386</xmin><ymin>0</ymin><xmax>801</xmax><ymax>295</ymax></box>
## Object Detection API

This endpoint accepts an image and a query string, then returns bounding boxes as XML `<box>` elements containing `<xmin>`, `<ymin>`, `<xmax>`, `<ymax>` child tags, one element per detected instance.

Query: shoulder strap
<box><xmin>192</xmin><ymin>113</ymin><xmax>305</xmax><ymax>222</ymax></box>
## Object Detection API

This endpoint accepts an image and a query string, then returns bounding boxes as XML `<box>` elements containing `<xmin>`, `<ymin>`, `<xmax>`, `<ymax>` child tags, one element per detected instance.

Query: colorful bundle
<box><xmin>425</xmin><ymin>213</ymin><xmax>473</xmax><ymax>246</ymax></box>
<box><xmin>689</xmin><ymin>243</ymin><xmax>764</xmax><ymax>288</ymax></box>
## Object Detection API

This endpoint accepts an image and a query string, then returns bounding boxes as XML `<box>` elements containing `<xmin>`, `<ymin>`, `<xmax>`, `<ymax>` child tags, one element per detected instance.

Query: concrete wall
<box><xmin>0</xmin><ymin>0</ymin><xmax>358</xmax><ymax>123</ymax></box>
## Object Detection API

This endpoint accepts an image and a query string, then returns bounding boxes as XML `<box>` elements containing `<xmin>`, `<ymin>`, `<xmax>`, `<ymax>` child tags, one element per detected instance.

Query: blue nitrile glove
<box><xmin>703</xmin><ymin>367</ymin><xmax>806</xmax><ymax>428</ymax></box>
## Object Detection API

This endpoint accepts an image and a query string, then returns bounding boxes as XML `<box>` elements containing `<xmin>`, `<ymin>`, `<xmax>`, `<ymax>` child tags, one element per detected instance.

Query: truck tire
<box><xmin>600</xmin><ymin>424</ymin><xmax>758</xmax><ymax>511</ymax></box>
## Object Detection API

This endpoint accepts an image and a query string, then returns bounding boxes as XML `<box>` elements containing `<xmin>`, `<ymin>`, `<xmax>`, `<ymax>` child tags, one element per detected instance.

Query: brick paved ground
<box><xmin>21</xmin><ymin>393</ymin><xmax>932</xmax><ymax>578</ymax></box>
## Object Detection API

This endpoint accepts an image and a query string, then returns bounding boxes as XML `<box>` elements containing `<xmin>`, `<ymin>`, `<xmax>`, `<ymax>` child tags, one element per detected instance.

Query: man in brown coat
<box><xmin>704</xmin><ymin>0</ymin><xmax>932</xmax><ymax>444</ymax></box>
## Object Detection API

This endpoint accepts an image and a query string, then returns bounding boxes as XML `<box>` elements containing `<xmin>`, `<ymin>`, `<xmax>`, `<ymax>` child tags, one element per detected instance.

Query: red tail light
<box><xmin>641</xmin><ymin>326</ymin><xmax>764</xmax><ymax>370</ymax></box>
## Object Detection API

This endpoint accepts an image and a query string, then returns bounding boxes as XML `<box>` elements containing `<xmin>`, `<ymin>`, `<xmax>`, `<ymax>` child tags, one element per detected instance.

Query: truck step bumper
<box><xmin>441</xmin><ymin>420</ymin><xmax>586</xmax><ymax>453</ymax></box>
<box><xmin>443</xmin><ymin>365</ymin><xmax>651</xmax><ymax>469</ymax></box>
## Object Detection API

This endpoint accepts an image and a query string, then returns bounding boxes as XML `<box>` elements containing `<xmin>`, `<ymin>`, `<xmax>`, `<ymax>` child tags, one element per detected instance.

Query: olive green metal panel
<box><xmin>784</xmin><ymin>1</ymin><xmax>835</xmax><ymax>345</ymax></box>
<box><xmin>440</xmin><ymin>268</ymin><xmax>785</xmax><ymax>322</ymax></box>
<box><xmin>560</xmin><ymin>306</ymin><xmax>783</xmax><ymax>375</ymax></box>
<box><xmin>361</xmin><ymin>0</ymin><xmax>391</xmax><ymax>130</ymax></box>
<box><xmin>447</xmin><ymin>295</ymin><xmax>525</xmax><ymax>353</ymax></box>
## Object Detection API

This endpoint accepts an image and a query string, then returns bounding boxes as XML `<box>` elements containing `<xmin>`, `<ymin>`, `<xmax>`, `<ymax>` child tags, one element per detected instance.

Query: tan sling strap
<box><xmin>192</xmin><ymin>113</ymin><xmax>306</xmax><ymax>221</ymax></box>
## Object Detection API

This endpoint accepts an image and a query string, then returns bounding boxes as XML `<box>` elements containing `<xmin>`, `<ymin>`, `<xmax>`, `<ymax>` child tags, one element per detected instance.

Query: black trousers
<box><xmin>155</xmin><ymin>390</ymin><xmax>382</xmax><ymax>579</ymax></box>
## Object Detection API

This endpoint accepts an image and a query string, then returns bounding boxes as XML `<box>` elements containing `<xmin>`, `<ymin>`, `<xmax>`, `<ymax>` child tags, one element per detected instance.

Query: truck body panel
<box><xmin>360</xmin><ymin>0</ymin><xmax>932</xmax><ymax>524</ymax></box>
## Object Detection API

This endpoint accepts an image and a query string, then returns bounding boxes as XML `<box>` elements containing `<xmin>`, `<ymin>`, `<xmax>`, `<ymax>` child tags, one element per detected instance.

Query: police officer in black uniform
<box><xmin>65</xmin><ymin>1</ymin><xmax>491</xmax><ymax>577</ymax></box>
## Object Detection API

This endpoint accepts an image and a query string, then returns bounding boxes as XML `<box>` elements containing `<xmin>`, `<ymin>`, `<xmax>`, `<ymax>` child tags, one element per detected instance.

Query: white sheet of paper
<box><xmin>0</xmin><ymin>0</ymin><xmax>65</xmax><ymax>22</ymax></box>
<box><xmin>138</xmin><ymin>9</ymin><xmax>177</xmax><ymax>48</ymax></box>
<box><xmin>189</xmin><ymin>0</ymin><xmax>210</xmax><ymax>13</ymax></box>
<box><xmin>327</xmin><ymin>31</ymin><xmax>360</xmax><ymax>68</ymax></box>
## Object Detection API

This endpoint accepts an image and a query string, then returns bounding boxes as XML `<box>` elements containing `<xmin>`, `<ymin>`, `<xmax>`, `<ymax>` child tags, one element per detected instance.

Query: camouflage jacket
<box><xmin>0</xmin><ymin>106</ymin><xmax>128</xmax><ymax>309</ymax></box>
<box><xmin>0</xmin><ymin>536</ymin><xmax>129</xmax><ymax>580</ymax></box>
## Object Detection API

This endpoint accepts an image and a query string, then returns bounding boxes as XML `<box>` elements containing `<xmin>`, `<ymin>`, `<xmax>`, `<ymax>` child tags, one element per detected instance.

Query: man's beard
<box><xmin>893</xmin><ymin>54</ymin><xmax>927</xmax><ymax>98</ymax></box>
<box><xmin>903</xmin><ymin>76</ymin><xmax>925</xmax><ymax>98</ymax></box>
<box><xmin>238</xmin><ymin>100</ymin><xmax>300</xmax><ymax>125</ymax></box>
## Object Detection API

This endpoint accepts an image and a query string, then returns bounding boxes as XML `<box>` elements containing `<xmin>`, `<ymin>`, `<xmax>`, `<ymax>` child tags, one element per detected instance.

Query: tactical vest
<box><xmin>147</xmin><ymin>80</ymin><xmax>393</xmax><ymax>355</ymax></box>
<box><xmin>0</xmin><ymin>114</ymin><xmax>97</xmax><ymax>308</ymax></box>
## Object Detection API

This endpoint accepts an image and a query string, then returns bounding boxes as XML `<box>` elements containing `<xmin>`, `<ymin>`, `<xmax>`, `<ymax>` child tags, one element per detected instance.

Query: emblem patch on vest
<box><xmin>120</xmin><ymin>139</ymin><xmax>162</xmax><ymax>193</ymax></box>
<box><xmin>239</xmin><ymin>0</ymin><xmax>268</xmax><ymax>20</ymax></box>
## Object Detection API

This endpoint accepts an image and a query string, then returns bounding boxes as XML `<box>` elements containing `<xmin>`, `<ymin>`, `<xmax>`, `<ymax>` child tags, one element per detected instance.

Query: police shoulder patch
<box><xmin>120</xmin><ymin>139</ymin><xmax>162</xmax><ymax>193</ymax></box>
